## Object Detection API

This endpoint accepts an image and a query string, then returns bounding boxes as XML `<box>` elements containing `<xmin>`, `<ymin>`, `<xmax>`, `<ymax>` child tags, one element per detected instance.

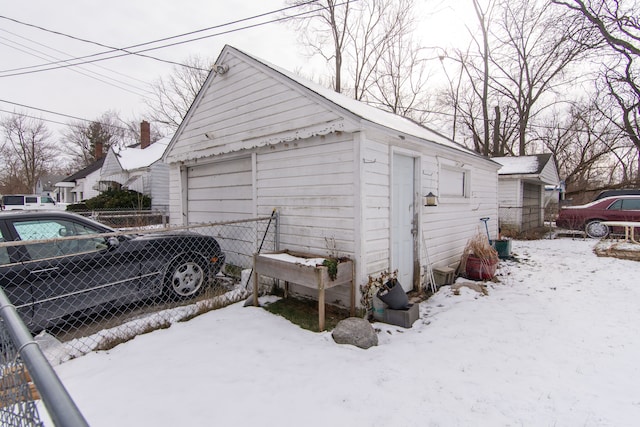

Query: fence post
<box><xmin>274</xmin><ymin>210</ymin><xmax>280</xmax><ymax>252</ymax></box>
<box><xmin>0</xmin><ymin>287</ymin><xmax>90</xmax><ymax>427</ymax></box>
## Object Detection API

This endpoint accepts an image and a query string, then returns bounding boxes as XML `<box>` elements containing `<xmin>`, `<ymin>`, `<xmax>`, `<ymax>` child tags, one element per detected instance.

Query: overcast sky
<box><xmin>0</xmin><ymin>0</ymin><xmax>474</xmax><ymax>138</ymax></box>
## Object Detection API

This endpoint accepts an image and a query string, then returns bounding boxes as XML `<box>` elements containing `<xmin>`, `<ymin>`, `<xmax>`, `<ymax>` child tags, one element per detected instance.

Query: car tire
<box><xmin>585</xmin><ymin>220</ymin><xmax>609</xmax><ymax>239</ymax></box>
<box><xmin>165</xmin><ymin>256</ymin><xmax>207</xmax><ymax>299</ymax></box>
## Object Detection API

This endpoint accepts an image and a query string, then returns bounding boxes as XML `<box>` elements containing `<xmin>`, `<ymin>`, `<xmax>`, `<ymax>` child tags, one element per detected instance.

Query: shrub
<box><xmin>84</xmin><ymin>189</ymin><xmax>151</xmax><ymax>210</ymax></box>
<box><xmin>66</xmin><ymin>203</ymin><xmax>88</xmax><ymax>212</ymax></box>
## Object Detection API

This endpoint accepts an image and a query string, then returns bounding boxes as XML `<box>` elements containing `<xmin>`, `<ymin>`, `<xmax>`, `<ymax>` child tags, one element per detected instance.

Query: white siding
<box><xmin>187</xmin><ymin>156</ymin><xmax>254</xmax><ymax>223</ymax></box>
<box><xmin>166</xmin><ymin>53</ymin><xmax>347</xmax><ymax>164</ymax></box>
<box><xmin>418</xmin><ymin>148</ymin><xmax>499</xmax><ymax>273</ymax></box>
<box><xmin>150</xmin><ymin>163</ymin><xmax>170</xmax><ymax>211</ymax></box>
<box><xmin>83</xmin><ymin>169</ymin><xmax>102</xmax><ymax>200</ymax></box>
<box><xmin>256</xmin><ymin>133</ymin><xmax>357</xmax><ymax>306</ymax></box>
<box><xmin>498</xmin><ymin>178</ymin><xmax>522</xmax><ymax>230</ymax></box>
<box><xmin>540</xmin><ymin>159</ymin><xmax>560</xmax><ymax>186</ymax></box>
<box><xmin>360</xmin><ymin>130</ymin><xmax>500</xmax><ymax>292</ymax></box>
<box><xmin>498</xmin><ymin>178</ymin><xmax>520</xmax><ymax>207</ymax></box>
<box><xmin>361</xmin><ymin>139</ymin><xmax>391</xmax><ymax>276</ymax></box>
<box><xmin>257</xmin><ymin>134</ymin><xmax>356</xmax><ymax>254</ymax></box>
<box><xmin>99</xmin><ymin>150</ymin><xmax>123</xmax><ymax>182</ymax></box>
<box><xmin>168</xmin><ymin>164</ymin><xmax>183</xmax><ymax>226</ymax></box>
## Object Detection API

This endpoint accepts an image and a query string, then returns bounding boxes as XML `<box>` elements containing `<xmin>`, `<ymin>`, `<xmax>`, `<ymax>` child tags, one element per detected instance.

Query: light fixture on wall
<box><xmin>213</xmin><ymin>64</ymin><xmax>228</xmax><ymax>75</ymax></box>
<box><xmin>424</xmin><ymin>192</ymin><xmax>438</xmax><ymax>207</ymax></box>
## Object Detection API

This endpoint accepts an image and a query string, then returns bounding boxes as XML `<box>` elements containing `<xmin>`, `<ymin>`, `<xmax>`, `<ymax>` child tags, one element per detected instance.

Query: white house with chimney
<box><xmin>99</xmin><ymin>121</ymin><xmax>171</xmax><ymax>211</ymax></box>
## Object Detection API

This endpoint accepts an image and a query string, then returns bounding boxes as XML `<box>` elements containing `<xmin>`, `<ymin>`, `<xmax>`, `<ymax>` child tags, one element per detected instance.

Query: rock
<box><xmin>332</xmin><ymin>317</ymin><xmax>378</xmax><ymax>349</ymax></box>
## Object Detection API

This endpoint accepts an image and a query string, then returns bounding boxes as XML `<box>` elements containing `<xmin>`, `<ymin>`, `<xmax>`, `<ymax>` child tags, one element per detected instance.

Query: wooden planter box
<box><xmin>253</xmin><ymin>251</ymin><xmax>355</xmax><ymax>331</ymax></box>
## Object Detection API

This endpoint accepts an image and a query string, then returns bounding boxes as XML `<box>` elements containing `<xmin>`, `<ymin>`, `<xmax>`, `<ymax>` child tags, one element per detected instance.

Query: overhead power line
<box><xmin>0</xmin><ymin>1</ymin><xmax>353</xmax><ymax>127</ymax></box>
<box><xmin>0</xmin><ymin>1</ymin><xmax>321</xmax><ymax>76</ymax></box>
<box><xmin>0</xmin><ymin>27</ymin><xmax>153</xmax><ymax>95</ymax></box>
<box><xmin>0</xmin><ymin>108</ymin><xmax>70</xmax><ymax>127</ymax></box>
<box><xmin>0</xmin><ymin>34</ymin><xmax>153</xmax><ymax>99</ymax></box>
<box><xmin>0</xmin><ymin>99</ymin><xmax>132</xmax><ymax>132</ymax></box>
<box><xmin>0</xmin><ymin>98</ymin><xmax>103</xmax><ymax>123</ymax></box>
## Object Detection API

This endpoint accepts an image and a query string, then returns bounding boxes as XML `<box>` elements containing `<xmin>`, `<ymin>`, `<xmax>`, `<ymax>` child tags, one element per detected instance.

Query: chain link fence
<box><xmin>0</xmin><ymin>211</ymin><xmax>278</xmax><ymax>425</ymax></box>
<box><xmin>70</xmin><ymin>208</ymin><xmax>169</xmax><ymax>229</ymax></box>
<box><xmin>1</xmin><ymin>320</ymin><xmax>44</xmax><ymax>427</ymax></box>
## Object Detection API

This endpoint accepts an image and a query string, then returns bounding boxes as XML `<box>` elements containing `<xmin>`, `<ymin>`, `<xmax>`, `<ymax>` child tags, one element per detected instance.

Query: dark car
<box><xmin>0</xmin><ymin>211</ymin><xmax>225</xmax><ymax>330</ymax></box>
<box><xmin>556</xmin><ymin>195</ymin><xmax>640</xmax><ymax>238</ymax></box>
<box><xmin>593</xmin><ymin>189</ymin><xmax>640</xmax><ymax>201</ymax></box>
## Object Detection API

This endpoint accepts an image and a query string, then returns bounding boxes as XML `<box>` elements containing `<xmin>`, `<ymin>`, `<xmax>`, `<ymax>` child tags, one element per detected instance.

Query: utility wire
<box><xmin>0</xmin><ymin>108</ymin><xmax>78</xmax><ymax>127</ymax></box>
<box><xmin>0</xmin><ymin>27</ymin><xmax>153</xmax><ymax>89</ymax></box>
<box><xmin>1</xmin><ymin>98</ymin><xmax>106</xmax><ymax>123</ymax></box>
<box><xmin>0</xmin><ymin>1</ymin><xmax>319</xmax><ymax>75</ymax></box>
<box><xmin>0</xmin><ymin>35</ymin><xmax>152</xmax><ymax>99</ymax></box>
<box><xmin>0</xmin><ymin>99</ymin><xmax>132</xmax><ymax>132</ymax></box>
<box><xmin>0</xmin><ymin>1</ymin><xmax>352</xmax><ymax>127</ymax></box>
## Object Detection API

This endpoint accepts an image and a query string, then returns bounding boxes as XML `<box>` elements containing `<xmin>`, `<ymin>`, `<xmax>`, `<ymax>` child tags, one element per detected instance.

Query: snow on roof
<box><xmin>242</xmin><ymin>47</ymin><xmax>477</xmax><ymax>156</ymax></box>
<box><xmin>493</xmin><ymin>155</ymin><xmax>541</xmax><ymax>175</ymax></box>
<box><xmin>116</xmin><ymin>136</ymin><xmax>171</xmax><ymax>171</ymax></box>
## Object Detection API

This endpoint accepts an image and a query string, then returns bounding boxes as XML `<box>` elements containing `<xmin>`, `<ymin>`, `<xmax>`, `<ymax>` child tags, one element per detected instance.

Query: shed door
<box><xmin>187</xmin><ymin>157</ymin><xmax>253</xmax><ymax>224</ymax></box>
<box><xmin>392</xmin><ymin>153</ymin><xmax>416</xmax><ymax>292</ymax></box>
<box><xmin>521</xmin><ymin>183</ymin><xmax>542</xmax><ymax>231</ymax></box>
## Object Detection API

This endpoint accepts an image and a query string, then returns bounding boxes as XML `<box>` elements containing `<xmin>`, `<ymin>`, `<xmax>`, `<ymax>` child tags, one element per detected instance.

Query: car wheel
<box><xmin>166</xmin><ymin>256</ymin><xmax>207</xmax><ymax>298</ymax></box>
<box><xmin>585</xmin><ymin>220</ymin><xmax>609</xmax><ymax>239</ymax></box>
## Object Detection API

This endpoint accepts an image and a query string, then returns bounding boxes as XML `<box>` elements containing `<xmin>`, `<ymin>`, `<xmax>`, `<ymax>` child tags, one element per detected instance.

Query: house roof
<box><xmin>492</xmin><ymin>153</ymin><xmax>560</xmax><ymax>186</ymax></box>
<box><xmin>239</xmin><ymin>47</ymin><xmax>476</xmax><ymax>156</ymax></box>
<box><xmin>493</xmin><ymin>153</ymin><xmax>553</xmax><ymax>176</ymax></box>
<box><xmin>113</xmin><ymin>136</ymin><xmax>171</xmax><ymax>171</ymax></box>
<box><xmin>60</xmin><ymin>157</ymin><xmax>105</xmax><ymax>183</ymax></box>
<box><xmin>166</xmin><ymin>45</ymin><xmax>484</xmax><ymax>161</ymax></box>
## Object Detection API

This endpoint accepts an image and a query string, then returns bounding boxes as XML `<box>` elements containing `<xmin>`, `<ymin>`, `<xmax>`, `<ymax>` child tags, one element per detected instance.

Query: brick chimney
<box><xmin>95</xmin><ymin>141</ymin><xmax>104</xmax><ymax>160</ymax></box>
<box><xmin>140</xmin><ymin>120</ymin><xmax>151</xmax><ymax>149</ymax></box>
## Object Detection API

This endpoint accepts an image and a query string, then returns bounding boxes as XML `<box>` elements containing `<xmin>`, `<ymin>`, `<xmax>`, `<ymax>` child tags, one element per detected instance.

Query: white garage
<box><xmin>186</xmin><ymin>156</ymin><xmax>254</xmax><ymax>224</ymax></box>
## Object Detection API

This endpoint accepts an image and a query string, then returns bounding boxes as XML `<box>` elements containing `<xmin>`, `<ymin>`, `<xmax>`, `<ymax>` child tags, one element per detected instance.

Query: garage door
<box><xmin>521</xmin><ymin>183</ymin><xmax>541</xmax><ymax>231</ymax></box>
<box><xmin>187</xmin><ymin>157</ymin><xmax>253</xmax><ymax>224</ymax></box>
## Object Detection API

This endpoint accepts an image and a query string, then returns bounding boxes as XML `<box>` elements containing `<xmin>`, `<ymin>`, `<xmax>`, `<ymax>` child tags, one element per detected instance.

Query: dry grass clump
<box><xmin>460</xmin><ymin>232</ymin><xmax>499</xmax><ymax>273</ymax></box>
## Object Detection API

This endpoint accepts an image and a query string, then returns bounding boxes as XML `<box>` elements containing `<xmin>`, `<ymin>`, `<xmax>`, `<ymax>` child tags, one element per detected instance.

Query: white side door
<box><xmin>392</xmin><ymin>153</ymin><xmax>416</xmax><ymax>292</ymax></box>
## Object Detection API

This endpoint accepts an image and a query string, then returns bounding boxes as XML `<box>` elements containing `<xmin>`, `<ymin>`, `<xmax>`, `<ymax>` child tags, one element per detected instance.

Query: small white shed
<box><xmin>163</xmin><ymin>45</ymin><xmax>501</xmax><ymax>306</ymax></box>
<box><xmin>493</xmin><ymin>154</ymin><xmax>560</xmax><ymax>234</ymax></box>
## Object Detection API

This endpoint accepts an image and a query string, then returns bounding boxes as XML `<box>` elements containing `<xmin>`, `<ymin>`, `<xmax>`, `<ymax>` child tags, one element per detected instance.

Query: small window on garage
<box><xmin>440</xmin><ymin>166</ymin><xmax>469</xmax><ymax>198</ymax></box>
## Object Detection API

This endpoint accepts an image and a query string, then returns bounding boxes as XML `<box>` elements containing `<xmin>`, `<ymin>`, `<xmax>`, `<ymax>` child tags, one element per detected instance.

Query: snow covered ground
<box><xmin>42</xmin><ymin>238</ymin><xmax>640</xmax><ymax>426</ymax></box>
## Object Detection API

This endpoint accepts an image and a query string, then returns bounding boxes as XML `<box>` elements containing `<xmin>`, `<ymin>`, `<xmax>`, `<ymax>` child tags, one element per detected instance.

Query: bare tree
<box><xmin>552</xmin><ymin>0</ymin><xmax>640</xmax><ymax>182</ymax></box>
<box><xmin>286</xmin><ymin>0</ymin><xmax>430</xmax><ymax>117</ymax></box>
<box><xmin>144</xmin><ymin>55</ymin><xmax>212</xmax><ymax>130</ymax></box>
<box><xmin>540</xmin><ymin>103</ymin><xmax>619</xmax><ymax>191</ymax></box>
<box><xmin>358</xmin><ymin>0</ymin><xmax>438</xmax><ymax>123</ymax></box>
<box><xmin>62</xmin><ymin>111</ymin><xmax>131</xmax><ymax>169</ymax></box>
<box><xmin>439</xmin><ymin>0</ymin><xmax>505</xmax><ymax>155</ymax></box>
<box><xmin>471</xmin><ymin>0</ymin><xmax>493</xmax><ymax>155</ymax></box>
<box><xmin>1</xmin><ymin>113</ymin><xmax>56</xmax><ymax>193</ymax></box>
<box><xmin>287</xmin><ymin>0</ymin><xmax>353</xmax><ymax>93</ymax></box>
<box><xmin>493</xmin><ymin>0</ymin><xmax>596</xmax><ymax>155</ymax></box>
<box><xmin>441</xmin><ymin>0</ymin><xmax>595</xmax><ymax>156</ymax></box>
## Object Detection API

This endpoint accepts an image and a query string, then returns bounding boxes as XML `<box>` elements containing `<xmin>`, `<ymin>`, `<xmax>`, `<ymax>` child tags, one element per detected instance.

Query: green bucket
<box><xmin>491</xmin><ymin>239</ymin><xmax>512</xmax><ymax>259</ymax></box>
